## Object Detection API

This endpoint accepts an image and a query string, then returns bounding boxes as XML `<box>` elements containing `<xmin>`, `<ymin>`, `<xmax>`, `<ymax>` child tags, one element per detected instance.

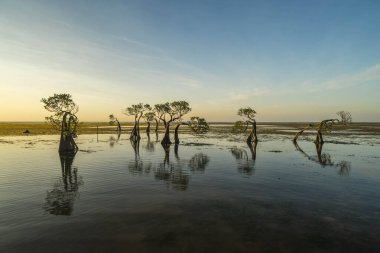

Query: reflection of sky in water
<box><xmin>0</xmin><ymin>134</ymin><xmax>379</xmax><ymax>252</ymax></box>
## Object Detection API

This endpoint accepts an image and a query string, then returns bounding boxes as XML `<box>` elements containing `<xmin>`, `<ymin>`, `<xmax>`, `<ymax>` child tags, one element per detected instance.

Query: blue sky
<box><xmin>0</xmin><ymin>0</ymin><xmax>379</xmax><ymax>121</ymax></box>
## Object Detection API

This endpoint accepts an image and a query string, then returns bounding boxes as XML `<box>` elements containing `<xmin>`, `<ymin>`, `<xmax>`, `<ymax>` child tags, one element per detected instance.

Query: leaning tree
<box><xmin>109</xmin><ymin>114</ymin><xmax>121</xmax><ymax>134</ymax></box>
<box><xmin>41</xmin><ymin>93</ymin><xmax>79</xmax><ymax>153</ymax></box>
<box><xmin>233</xmin><ymin>107</ymin><xmax>258</xmax><ymax>143</ymax></box>
<box><xmin>174</xmin><ymin>117</ymin><xmax>209</xmax><ymax>144</ymax></box>
<box><xmin>156</xmin><ymin>101</ymin><xmax>192</xmax><ymax>145</ymax></box>
<box><xmin>124</xmin><ymin>103</ymin><xmax>151</xmax><ymax>142</ymax></box>
<box><xmin>293</xmin><ymin>111</ymin><xmax>352</xmax><ymax>144</ymax></box>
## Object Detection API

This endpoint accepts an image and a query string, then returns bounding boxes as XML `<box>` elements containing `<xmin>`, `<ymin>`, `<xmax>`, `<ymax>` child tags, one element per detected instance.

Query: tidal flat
<box><xmin>0</xmin><ymin>124</ymin><xmax>379</xmax><ymax>253</ymax></box>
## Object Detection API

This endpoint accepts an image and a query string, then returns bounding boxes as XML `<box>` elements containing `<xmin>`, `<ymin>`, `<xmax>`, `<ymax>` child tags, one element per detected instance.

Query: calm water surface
<box><xmin>0</xmin><ymin>134</ymin><xmax>379</xmax><ymax>253</ymax></box>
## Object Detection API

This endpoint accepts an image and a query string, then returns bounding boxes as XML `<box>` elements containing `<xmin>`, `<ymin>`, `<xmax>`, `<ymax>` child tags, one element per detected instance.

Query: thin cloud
<box><xmin>304</xmin><ymin>64</ymin><xmax>380</xmax><ymax>92</ymax></box>
<box><xmin>207</xmin><ymin>88</ymin><xmax>271</xmax><ymax>105</ymax></box>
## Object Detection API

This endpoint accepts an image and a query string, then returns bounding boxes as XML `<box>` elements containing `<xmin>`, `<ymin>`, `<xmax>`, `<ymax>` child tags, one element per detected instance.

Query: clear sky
<box><xmin>1</xmin><ymin>0</ymin><xmax>379</xmax><ymax>122</ymax></box>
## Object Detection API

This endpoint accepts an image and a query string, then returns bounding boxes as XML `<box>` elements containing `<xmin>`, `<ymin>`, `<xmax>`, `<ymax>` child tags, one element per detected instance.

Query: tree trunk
<box><xmin>116</xmin><ymin>120</ymin><xmax>121</xmax><ymax>134</ymax></box>
<box><xmin>130</xmin><ymin>122</ymin><xmax>141</xmax><ymax>142</ymax></box>
<box><xmin>59</xmin><ymin>112</ymin><xmax>78</xmax><ymax>154</ymax></box>
<box><xmin>137</xmin><ymin>120</ymin><xmax>141</xmax><ymax>140</ymax></box>
<box><xmin>315</xmin><ymin>130</ymin><xmax>324</xmax><ymax>144</ymax></box>
<box><xmin>174</xmin><ymin>123</ymin><xmax>189</xmax><ymax>144</ymax></box>
<box><xmin>174</xmin><ymin>144</ymin><xmax>179</xmax><ymax>159</ymax></box>
<box><xmin>161</xmin><ymin>124</ymin><xmax>172</xmax><ymax>145</ymax></box>
<box><xmin>130</xmin><ymin>124</ymin><xmax>137</xmax><ymax>141</ymax></box>
<box><xmin>246</xmin><ymin>120</ymin><xmax>257</xmax><ymax>143</ymax></box>
<box><xmin>146</xmin><ymin>122</ymin><xmax>151</xmax><ymax>133</ymax></box>
<box><xmin>155</xmin><ymin>119</ymin><xmax>159</xmax><ymax>134</ymax></box>
<box><xmin>174</xmin><ymin>124</ymin><xmax>181</xmax><ymax>144</ymax></box>
<box><xmin>293</xmin><ymin>124</ymin><xmax>313</xmax><ymax>143</ymax></box>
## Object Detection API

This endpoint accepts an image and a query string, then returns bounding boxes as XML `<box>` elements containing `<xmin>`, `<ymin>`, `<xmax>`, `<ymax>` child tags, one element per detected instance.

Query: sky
<box><xmin>0</xmin><ymin>0</ymin><xmax>379</xmax><ymax>122</ymax></box>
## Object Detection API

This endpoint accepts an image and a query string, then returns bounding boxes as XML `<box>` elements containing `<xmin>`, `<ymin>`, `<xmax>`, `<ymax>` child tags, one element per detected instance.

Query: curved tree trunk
<box><xmin>174</xmin><ymin>144</ymin><xmax>179</xmax><ymax>160</ymax></box>
<box><xmin>246</xmin><ymin>120</ymin><xmax>257</xmax><ymax>143</ymax></box>
<box><xmin>174</xmin><ymin>123</ymin><xmax>189</xmax><ymax>144</ymax></box>
<box><xmin>130</xmin><ymin>124</ymin><xmax>137</xmax><ymax>141</ymax></box>
<box><xmin>146</xmin><ymin>122</ymin><xmax>151</xmax><ymax>134</ymax></box>
<box><xmin>161</xmin><ymin>123</ymin><xmax>172</xmax><ymax>145</ymax></box>
<box><xmin>315</xmin><ymin>130</ymin><xmax>324</xmax><ymax>144</ymax></box>
<box><xmin>293</xmin><ymin>124</ymin><xmax>313</xmax><ymax>143</ymax></box>
<box><xmin>59</xmin><ymin>112</ymin><xmax>78</xmax><ymax>154</ymax></box>
<box><xmin>136</xmin><ymin>120</ymin><xmax>141</xmax><ymax>140</ymax></box>
<box><xmin>155</xmin><ymin>119</ymin><xmax>159</xmax><ymax>134</ymax></box>
<box><xmin>116</xmin><ymin>119</ymin><xmax>121</xmax><ymax>134</ymax></box>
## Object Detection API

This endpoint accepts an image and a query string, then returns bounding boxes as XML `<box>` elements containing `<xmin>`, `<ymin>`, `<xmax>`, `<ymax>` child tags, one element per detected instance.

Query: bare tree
<box><xmin>293</xmin><ymin>111</ymin><xmax>353</xmax><ymax>144</ymax></box>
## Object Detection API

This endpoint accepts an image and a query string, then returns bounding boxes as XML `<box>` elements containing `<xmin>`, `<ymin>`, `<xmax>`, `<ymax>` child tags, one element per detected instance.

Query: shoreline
<box><xmin>1</xmin><ymin>122</ymin><xmax>380</xmax><ymax>137</ymax></box>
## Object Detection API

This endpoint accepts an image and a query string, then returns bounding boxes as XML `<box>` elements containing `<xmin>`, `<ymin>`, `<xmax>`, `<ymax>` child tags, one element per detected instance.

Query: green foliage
<box><xmin>44</xmin><ymin>116</ymin><xmax>62</xmax><ymax>131</ymax></box>
<box><xmin>124</xmin><ymin>103</ymin><xmax>151</xmax><ymax>118</ymax></box>
<box><xmin>170</xmin><ymin>101</ymin><xmax>191</xmax><ymax>119</ymax></box>
<box><xmin>154</xmin><ymin>101</ymin><xmax>191</xmax><ymax>123</ymax></box>
<box><xmin>144</xmin><ymin>112</ymin><xmax>155</xmax><ymax>122</ymax></box>
<box><xmin>188</xmin><ymin>117</ymin><xmax>209</xmax><ymax>134</ymax></box>
<box><xmin>41</xmin><ymin>93</ymin><xmax>77</xmax><ymax>116</ymax></box>
<box><xmin>109</xmin><ymin>114</ymin><xmax>117</xmax><ymax>125</ymax></box>
<box><xmin>237</xmin><ymin>107</ymin><xmax>256</xmax><ymax>120</ymax></box>
<box><xmin>231</xmin><ymin>120</ymin><xmax>247</xmax><ymax>133</ymax></box>
<box><xmin>41</xmin><ymin>93</ymin><xmax>78</xmax><ymax>132</ymax></box>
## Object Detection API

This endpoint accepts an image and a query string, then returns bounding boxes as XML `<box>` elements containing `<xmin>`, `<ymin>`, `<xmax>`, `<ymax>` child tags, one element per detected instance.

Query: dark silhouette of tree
<box><xmin>293</xmin><ymin>111</ymin><xmax>353</xmax><ymax>144</ymax></box>
<box><xmin>233</xmin><ymin>107</ymin><xmax>258</xmax><ymax>144</ymax></box>
<box><xmin>154</xmin><ymin>103</ymin><xmax>171</xmax><ymax>134</ymax></box>
<box><xmin>124</xmin><ymin>103</ymin><xmax>151</xmax><ymax>142</ymax></box>
<box><xmin>109</xmin><ymin>114</ymin><xmax>121</xmax><ymax>134</ymax></box>
<box><xmin>155</xmin><ymin>101</ymin><xmax>191</xmax><ymax>145</ymax></box>
<box><xmin>41</xmin><ymin>93</ymin><xmax>78</xmax><ymax>154</ymax></box>
<box><xmin>174</xmin><ymin>117</ymin><xmax>209</xmax><ymax>144</ymax></box>
<box><xmin>44</xmin><ymin>153</ymin><xmax>83</xmax><ymax>215</ymax></box>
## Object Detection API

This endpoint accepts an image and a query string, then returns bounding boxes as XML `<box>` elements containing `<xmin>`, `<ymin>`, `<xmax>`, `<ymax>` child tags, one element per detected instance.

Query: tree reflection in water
<box><xmin>294</xmin><ymin>142</ymin><xmax>351</xmax><ymax>176</ymax></box>
<box><xmin>128</xmin><ymin>141</ymin><xmax>210</xmax><ymax>190</ymax></box>
<box><xmin>44</xmin><ymin>153</ymin><xmax>83</xmax><ymax>215</ymax></box>
<box><xmin>230</xmin><ymin>142</ymin><xmax>257</xmax><ymax>175</ymax></box>
<box><xmin>188</xmin><ymin>153</ymin><xmax>210</xmax><ymax>172</ymax></box>
<box><xmin>109</xmin><ymin>132</ymin><xmax>121</xmax><ymax>148</ymax></box>
<box><xmin>154</xmin><ymin>144</ymin><xmax>190</xmax><ymax>191</ymax></box>
<box><xmin>128</xmin><ymin>140</ymin><xmax>151</xmax><ymax>175</ymax></box>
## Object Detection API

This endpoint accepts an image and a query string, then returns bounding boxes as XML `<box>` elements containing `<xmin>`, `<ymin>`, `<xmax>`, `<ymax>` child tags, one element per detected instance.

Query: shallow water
<box><xmin>0</xmin><ymin>134</ymin><xmax>379</xmax><ymax>253</ymax></box>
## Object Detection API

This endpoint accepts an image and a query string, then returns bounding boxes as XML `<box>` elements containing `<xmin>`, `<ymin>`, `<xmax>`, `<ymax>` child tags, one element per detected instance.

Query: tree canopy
<box><xmin>41</xmin><ymin>93</ymin><xmax>79</xmax><ymax>153</ymax></box>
